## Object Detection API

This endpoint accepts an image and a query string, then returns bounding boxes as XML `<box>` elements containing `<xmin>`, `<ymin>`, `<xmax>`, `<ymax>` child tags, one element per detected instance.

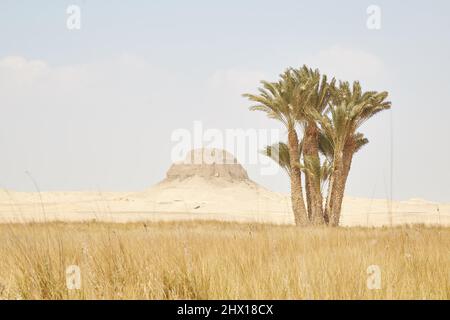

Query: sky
<box><xmin>0</xmin><ymin>0</ymin><xmax>449</xmax><ymax>202</ymax></box>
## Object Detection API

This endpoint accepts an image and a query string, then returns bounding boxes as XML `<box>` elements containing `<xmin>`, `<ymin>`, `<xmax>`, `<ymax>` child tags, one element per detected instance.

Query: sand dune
<box><xmin>1</xmin><ymin>178</ymin><xmax>448</xmax><ymax>227</ymax></box>
<box><xmin>0</xmin><ymin>149</ymin><xmax>448</xmax><ymax>226</ymax></box>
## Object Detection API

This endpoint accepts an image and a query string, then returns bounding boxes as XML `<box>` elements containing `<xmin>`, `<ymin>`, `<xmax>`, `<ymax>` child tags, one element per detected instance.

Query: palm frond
<box><xmin>261</xmin><ymin>142</ymin><xmax>291</xmax><ymax>176</ymax></box>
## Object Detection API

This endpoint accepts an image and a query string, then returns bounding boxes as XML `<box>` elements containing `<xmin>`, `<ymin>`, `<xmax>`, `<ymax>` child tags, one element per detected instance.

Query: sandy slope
<box><xmin>0</xmin><ymin>177</ymin><xmax>448</xmax><ymax>227</ymax></box>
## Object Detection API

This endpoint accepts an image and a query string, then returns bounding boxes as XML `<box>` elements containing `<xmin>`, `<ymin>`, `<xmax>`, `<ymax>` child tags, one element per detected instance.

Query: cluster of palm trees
<box><xmin>244</xmin><ymin>66</ymin><xmax>391</xmax><ymax>227</ymax></box>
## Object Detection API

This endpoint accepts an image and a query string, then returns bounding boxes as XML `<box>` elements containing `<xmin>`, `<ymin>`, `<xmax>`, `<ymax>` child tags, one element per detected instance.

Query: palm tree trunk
<box><xmin>323</xmin><ymin>171</ymin><xmax>334</xmax><ymax>224</ymax></box>
<box><xmin>325</xmin><ymin>151</ymin><xmax>345</xmax><ymax>227</ymax></box>
<box><xmin>341</xmin><ymin>145</ymin><xmax>355</xmax><ymax>195</ymax></box>
<box><xmin>303</xmin><ymin>122</ymin><xmax>325</xmax><ymax>225</ymax></box>
<box><xmin>329</xmin><ymin>145</ymin><xmax>356</xmax><ymax>226</ymax></box>
<box><xmin>288</xmin><ymin>128</ymin><xmax>309</xmax><ymax>226</ymax></box>
<box><xmin>304</xmin><ymin>175</ymin><xmax>313</xmax><ymax>220</ymax></box>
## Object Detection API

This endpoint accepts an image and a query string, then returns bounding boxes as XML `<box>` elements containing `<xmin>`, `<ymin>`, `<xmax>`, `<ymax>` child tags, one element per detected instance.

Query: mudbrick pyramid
<box><xmin>165</xmin><ymin>148</ymin><xmax>249</xmax><ymax>181</ymax></box>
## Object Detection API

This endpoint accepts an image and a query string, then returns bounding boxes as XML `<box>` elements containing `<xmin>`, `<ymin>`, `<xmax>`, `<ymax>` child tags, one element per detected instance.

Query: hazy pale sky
<box><xmin>0</xmin><ymin>0</ymin><xmax>449</xmax><ymax>202</ymax></box>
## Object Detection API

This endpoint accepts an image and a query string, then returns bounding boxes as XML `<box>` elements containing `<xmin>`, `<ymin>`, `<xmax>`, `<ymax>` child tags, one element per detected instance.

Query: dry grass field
<box><xmin>0</xmin><ymin>221</ymin><xmax>448</xmax><ymax>300</ymax></box>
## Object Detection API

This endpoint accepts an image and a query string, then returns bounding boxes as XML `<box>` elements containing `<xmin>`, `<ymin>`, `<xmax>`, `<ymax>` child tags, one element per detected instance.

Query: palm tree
<box><xmin>318</xmin><ymin>130</ymin><xmax>369</xmax><ymax>223</ymax></box>
<box><xmin>260</xmin><ymin>66</ymin><xmax>335</xmax><ymax>225</ymax></box>
<box><xmin>292</xmin><ymin>66</ymin><xmax>335</xmax><ymax>225</ymax></box>
<box><xmin>243</xmin><ymin>71</ymin><xmax>309</xmax><ymax>226</ymax></box>
<box><xmin>313</xmin><ymin>81</ymin><xmax>391</xmax><ymax>226</ymax></box>
<box><xmin>247</xmin><ymin>68</ymin><xmax>390</xmax><ymax>228</ymax></box>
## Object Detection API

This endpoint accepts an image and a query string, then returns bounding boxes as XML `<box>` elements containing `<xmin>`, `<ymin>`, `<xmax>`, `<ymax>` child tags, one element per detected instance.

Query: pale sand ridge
<box><xmin>0</xmin><ymin>149</ymin><xmax>448</xmax><ymax>226</ymax></box>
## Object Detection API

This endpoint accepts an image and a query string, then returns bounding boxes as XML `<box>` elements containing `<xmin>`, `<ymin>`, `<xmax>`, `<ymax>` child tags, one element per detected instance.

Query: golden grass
<box><xmin>0</xmin><ymin>221</ymin><xmax>448</xmax><ymax>300</ymax></box>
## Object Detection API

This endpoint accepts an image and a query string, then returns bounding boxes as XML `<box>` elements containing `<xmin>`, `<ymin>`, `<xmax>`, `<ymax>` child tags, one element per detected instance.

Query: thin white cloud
<box><xmin>0</xmin><ymin>54</ymin><xmax>193</xmax><ymax>112</ymax></box>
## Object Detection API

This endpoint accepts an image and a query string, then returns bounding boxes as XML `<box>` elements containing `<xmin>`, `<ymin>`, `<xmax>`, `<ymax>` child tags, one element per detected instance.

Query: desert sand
<box><xmin>1</xmin><ymin>149</ymin><xmax>448</xmax><ymax>227</ymax></box>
